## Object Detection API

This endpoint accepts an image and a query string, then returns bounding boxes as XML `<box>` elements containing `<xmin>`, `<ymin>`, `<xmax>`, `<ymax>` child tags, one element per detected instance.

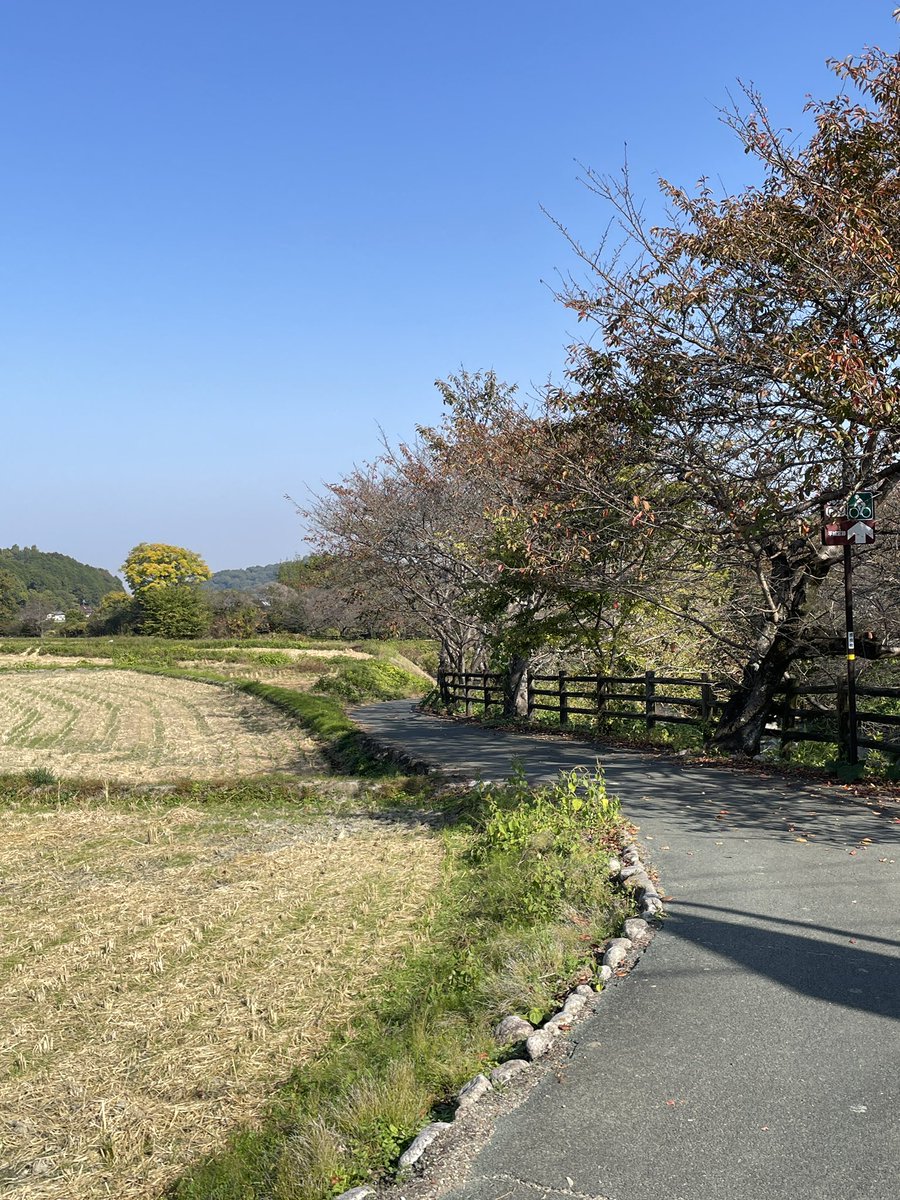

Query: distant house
<box><xmin>45</xmin><ymin>612</ymin><xmax>66</xmax><ymax>623</ymax></box>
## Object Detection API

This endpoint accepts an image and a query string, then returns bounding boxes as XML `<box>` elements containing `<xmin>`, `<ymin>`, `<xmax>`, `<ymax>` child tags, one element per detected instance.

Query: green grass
<box><xmin>312</xmin><ymin>658</ymin><xmax>427</xmax><ymax>703</ymax></box>
<box><xmin>235</xmin><ymin>681</ymin><xmax>420</xmax><ymax>777</ymax></box>
<box><xmin>0</xmin><ymin>634</ymin><xmax>438</xmax><ymax>670</ymax></box>
<box><xmin>170</xmin><ymin>767</ymin><xmax>630</xmax><ymax>1200</ymax></box>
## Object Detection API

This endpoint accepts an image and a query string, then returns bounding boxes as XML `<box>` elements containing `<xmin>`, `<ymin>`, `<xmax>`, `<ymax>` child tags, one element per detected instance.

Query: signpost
<box><xmin>822</xmin><ymin>519</ymin><xmax>875</xmax><ymax>546</ymax></box>
<box><xmin>822</xmin><ymin>494</ymin><xmax>877</xmax><ymax>765</ymax></box>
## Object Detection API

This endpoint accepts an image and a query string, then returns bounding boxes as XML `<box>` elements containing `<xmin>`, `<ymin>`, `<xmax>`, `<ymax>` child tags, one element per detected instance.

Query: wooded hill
<box><xmin>205</xmin><ymin>563</ymin><xmax>282</xmax><ymax>592</ymax></box>
<box><xmin>0</xmin><ymin>546</ymin><xmax>122</xmax><ymax>611</ymax></box>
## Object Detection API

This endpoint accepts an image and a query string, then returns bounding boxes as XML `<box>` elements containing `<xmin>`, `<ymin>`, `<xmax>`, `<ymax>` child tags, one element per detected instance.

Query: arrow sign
<box><xmin>822</xmin><ymin>519</ymin><xmax>875</xmax><ymax>546</ymax></box>
<box><xmin>847</xmin><ymin>520</ymin><xmax>875</xmax><ymax>545</ymax></box>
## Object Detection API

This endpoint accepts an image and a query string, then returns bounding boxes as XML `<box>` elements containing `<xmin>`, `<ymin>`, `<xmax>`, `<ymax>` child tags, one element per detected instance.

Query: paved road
<box><xmin>353</xmin><ymin>701</ymin><xmax>900</xmax><ymax>1200</ymax></box>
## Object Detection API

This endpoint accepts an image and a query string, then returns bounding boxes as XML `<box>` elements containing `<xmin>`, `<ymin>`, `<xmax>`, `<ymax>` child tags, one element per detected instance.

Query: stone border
<box><xmin>334</xmin><ymin>833</ymin><xmax>663</xmax><ymax>1197</ymax></box>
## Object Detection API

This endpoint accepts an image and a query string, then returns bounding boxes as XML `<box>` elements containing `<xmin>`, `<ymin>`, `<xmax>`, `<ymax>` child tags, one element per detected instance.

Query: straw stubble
<box><xmin>0</xmin><ymin>804</ymin><xmax>443</xmax><ymax>1198</ymax></box>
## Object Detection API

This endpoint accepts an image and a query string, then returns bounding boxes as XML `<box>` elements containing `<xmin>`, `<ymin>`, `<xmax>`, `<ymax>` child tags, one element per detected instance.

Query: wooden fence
<box><xmin>437</xmin><ymin>668</ymin><xmax>900</xmax><ymax>761</ymax></box>
<box><xmin>775</xmin><ymin>679</ymin><xmax>900</xmax><ymax>759</ymax></box>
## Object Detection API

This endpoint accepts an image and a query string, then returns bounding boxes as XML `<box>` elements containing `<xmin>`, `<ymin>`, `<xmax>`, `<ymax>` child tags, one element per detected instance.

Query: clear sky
<box><xmin>1</xmin><ymin>1</ymin><xmax>897</xmax><ymax>575</ymax></box>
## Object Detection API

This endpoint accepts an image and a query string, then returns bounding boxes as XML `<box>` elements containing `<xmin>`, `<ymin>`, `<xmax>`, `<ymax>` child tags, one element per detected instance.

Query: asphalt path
<box><xmin>352</xmin><ymin>701</ymin><xmax>900</xmax><ymax>1200</ymax></box>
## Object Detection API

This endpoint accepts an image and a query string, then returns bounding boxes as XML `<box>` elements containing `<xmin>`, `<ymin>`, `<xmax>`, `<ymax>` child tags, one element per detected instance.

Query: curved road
<box><xmin>353</xmin><ymin>701</ymin><xmax>900</xmax><ymax>1200</ymax></box>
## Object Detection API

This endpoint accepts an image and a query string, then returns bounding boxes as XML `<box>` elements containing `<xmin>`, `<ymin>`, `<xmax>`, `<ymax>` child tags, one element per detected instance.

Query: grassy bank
<box><xmin>172</xmin><ymin>767</ymin><xmax>631</xmax><ymax>1199</ymax></box>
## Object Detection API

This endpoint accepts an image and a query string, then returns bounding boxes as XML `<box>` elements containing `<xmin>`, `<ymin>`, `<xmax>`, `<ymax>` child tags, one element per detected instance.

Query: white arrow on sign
<box><xmin>847</xmin><ymin>521</ymin><xmax>876</xmax><ymax>545</ymax></box>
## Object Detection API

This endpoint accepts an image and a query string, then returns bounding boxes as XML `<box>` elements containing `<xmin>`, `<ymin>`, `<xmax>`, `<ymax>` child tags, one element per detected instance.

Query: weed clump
<box><xmin>313</xmin><ymin>659</ymin><xmax>427</xmax><ymax>703</ymax></box>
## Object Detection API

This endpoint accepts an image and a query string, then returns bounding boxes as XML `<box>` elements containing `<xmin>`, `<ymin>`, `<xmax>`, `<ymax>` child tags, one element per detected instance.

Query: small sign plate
<box><xmin>822</xmin><ymin>519</ymin><xmax>876</xmax><ymax>546</ymax></box>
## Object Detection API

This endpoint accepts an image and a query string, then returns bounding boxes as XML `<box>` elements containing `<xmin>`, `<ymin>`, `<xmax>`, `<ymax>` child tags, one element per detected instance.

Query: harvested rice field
<box><xmin>0</xmin><ymin>801</ymin><xmax>444</xmax><ymax>1198</ymax></box>
<box><xmin>0</xmin><ymin>670</ymin><xmax>321</xmax><ymax>781</ymax></box>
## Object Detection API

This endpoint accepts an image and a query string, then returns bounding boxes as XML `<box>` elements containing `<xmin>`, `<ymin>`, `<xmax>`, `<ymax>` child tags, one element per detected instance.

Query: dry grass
<box><xmin>0</xmin><ymin>803</ymin><xmax>444</xmax><ymax>1198</ymax></box>
<box><xmin>0</xmin><ymin>670</ymin><xmax>321</xmax><ymax>781</ymax></box>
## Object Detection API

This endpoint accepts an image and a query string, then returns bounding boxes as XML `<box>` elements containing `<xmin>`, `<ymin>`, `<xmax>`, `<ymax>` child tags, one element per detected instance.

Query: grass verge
<box><xmin>171</xmin><ymin>766</ymin><xmax>632</xmax><ymax>1200</ymax></box>
<box><xmin>234</xmin><ymin>681</ymin><xmax>421</xmax><ymax>777</ymax></box>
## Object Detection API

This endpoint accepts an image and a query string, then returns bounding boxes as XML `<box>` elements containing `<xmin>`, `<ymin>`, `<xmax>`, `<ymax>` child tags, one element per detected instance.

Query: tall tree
<box><xmin>538</xmin><ymin>42</ymin><xmax>900</xmax><ymax>752</ymax></box>
<box><xmin>121</xmin><ymin>543</ymin><xmax>211</xmax><ymax>638</ymax></box>
<box><xmin>307</xmin><ymin>370</ymin><xmax>551</xmax><ymax>689</ymax></box>
<box><xmin>122</xmin><ymin>543</ymin><xmax>211</xmax><ymax>593</ymax></box>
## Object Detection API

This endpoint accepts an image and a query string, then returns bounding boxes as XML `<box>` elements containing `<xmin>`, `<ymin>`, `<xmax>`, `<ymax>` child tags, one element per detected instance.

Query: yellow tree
<box><xmin>121</xmin><ymin>543</ymin><xmax>211</xmax><ymax>639</ymax></box>
<box><xmin>121</xmin><ymin>543</ymin><xmax>211</xmax><ymax>594</ymax></box>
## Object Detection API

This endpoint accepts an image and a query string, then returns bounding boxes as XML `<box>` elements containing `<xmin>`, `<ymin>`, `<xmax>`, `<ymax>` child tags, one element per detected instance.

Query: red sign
<box><xmin>822</xmin><ymin>519</ymin><xmax>876</xmax><ymax>546</ymax></box>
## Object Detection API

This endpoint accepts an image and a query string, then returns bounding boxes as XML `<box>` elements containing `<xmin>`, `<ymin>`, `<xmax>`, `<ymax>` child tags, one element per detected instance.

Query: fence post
<box><xmin>836</xmin><ymin>678</ymin><xmax>849</xmax><ymax>761</ymax></box>
<box><xmin>527</xmin><ymin>671</ymin><xmax>535</xmax><ymax>719</ymax></box>
<box><xmin>464</xmin><ymin>673</ymin><xmax>473</xmax><ymax>717</ymax></box>
<box><xmin>780</xmin><ymin>679</ymin><xmax>797</xmax><ymax>759</ymax></box>
<box><xmin>699</xmin><ymin>672</ymin><xmax>715</xmax><ymax>746</ymax></box>
<box><xmin>596</xmin><ymin>674</ymin><xmax>607</xmax><ymax>729</ymax></box>
<box><xmin>559</xmin><ymin>670</ymin><xmax>569</xmax><ymax>727</ymax></box>
<box><xmin>483</xmin><ymin>674</ymin><xmax>491</xmax><ymax>715</ymax></box>
<box><xmin>699</xmin><ymin>673</ymin><xmax>712</xmax><ymax>722</ymax></box>
<box><xmin>644</xmin><ymin>669</ymin><xmax>657</xmax><ymax>733</ymax></box>
<box><xmin>438</xmin><ymin>669</ymin><xmax>450</xmax><ymax>707</ymax></box>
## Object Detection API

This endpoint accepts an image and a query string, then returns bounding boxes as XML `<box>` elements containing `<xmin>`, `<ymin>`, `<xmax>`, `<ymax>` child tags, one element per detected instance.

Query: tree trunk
<box><xmin>504</xmin><ymin>655</ymin><xmax>530</xmax><ymax>718</ymax></box>
<box><xmin>714</xmin><ymin>542</ymin><xmax>843</xmax><ymax>756</ymax></box>
<box><xmin>713</xmin><ymin>634</ymin><xmax>796</xmax><ymax>755</ymax></box>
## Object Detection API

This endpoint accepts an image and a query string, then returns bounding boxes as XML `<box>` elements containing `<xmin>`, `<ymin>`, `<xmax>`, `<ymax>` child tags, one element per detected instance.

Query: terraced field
<box><xmin>0</xmin><ymin>800</ymin><xmax>443</xmax><ymax>1198</ymax></box>
<box><xmin>0</xmin><ymin>670</ymin><xmax>320</xmax><ymax>781</ymax></box>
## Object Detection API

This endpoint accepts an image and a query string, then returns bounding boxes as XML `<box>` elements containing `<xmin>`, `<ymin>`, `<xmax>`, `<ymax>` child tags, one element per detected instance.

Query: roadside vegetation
<box><xmin>172</xmin><ymin>767</ymin><xmax>629</xmax><ymax>1200</ymax></box>
<box><xmin>0</xmin><ymin>637</ymin><xmax>632</xmax><ymax>1199</ymax></box>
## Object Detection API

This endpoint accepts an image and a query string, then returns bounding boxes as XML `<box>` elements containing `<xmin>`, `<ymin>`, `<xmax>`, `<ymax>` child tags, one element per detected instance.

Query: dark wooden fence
<box><xmin>437</xmin><ymin>668</ymin><xmax>900</xmax><ymax>762</ymax></box>
<box><xmin>774</xmin><ymin>679</ymin><xmax>900</xmax><ymax>759</ymax></box>
<box><xmin>439</xmin><ymin>668</ymin><xmax>723</xmax><ymax>730</ymax></box>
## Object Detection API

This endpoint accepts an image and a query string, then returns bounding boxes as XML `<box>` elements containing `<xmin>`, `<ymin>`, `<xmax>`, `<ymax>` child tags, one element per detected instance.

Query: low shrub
<box><xmin>313</xmin><ymin>659</ymin><xmax>427</xmax><ymax>703</ymax></box>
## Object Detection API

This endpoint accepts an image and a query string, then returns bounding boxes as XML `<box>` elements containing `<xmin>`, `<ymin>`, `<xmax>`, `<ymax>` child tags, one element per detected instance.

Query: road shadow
<box><xmin>663</xmin><ymin>900</ymin><xmax>900</xmax><ymax>1020</ymax></box>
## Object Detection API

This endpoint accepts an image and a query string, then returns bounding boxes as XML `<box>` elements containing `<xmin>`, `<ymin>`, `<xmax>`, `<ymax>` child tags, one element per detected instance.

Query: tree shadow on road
<box><xmin>352</xmin><ymin>703</ymin><xmax>900</xmax><ymax>848</ymax></box>
<box><xmin>662</xmin><ymin>901</ymin><xmax>900</xmax><ymax>1021</ymax></box>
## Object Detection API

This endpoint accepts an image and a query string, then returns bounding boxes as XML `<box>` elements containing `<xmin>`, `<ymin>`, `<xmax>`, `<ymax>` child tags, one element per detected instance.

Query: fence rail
<box><xmin>437</xmin><ymin>667</ymin><xmax>900</xmax><ymax>762</ymax></box>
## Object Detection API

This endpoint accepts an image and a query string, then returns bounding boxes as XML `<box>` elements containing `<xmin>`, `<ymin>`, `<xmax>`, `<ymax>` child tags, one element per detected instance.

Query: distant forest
<box><xmin>205</xmin><ymin>563</ymin><xmax>282</xmax><ymax>592</ymax></box>
<box><xmin>0</xmin><ymin>546</ymin><xmax>122</xmax><ymax>611</ymax></box>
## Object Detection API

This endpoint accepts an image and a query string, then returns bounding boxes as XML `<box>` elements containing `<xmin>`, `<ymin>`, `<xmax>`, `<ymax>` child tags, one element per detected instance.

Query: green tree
<box><xmin>0</xmin><ymin>567</ymin><xmax>26</xmax><ymax>625</ymax></box>
<box><xmin>207</xmin><ymin>589</ymin><xmax>263</xmax><ymax>638</ymax></box>
<box><xmin>121</xmin><ymin>543</ymin><xmax>211</xmax><ymax>594</ymax></box>
<box><xmin>139</xmin><ymin>585</ymin><xmax>210</xmax><ymax>639</ymax></box>
<box><xmin>121</xmin><ymin>543</ymin><xmax>211</xmax><ymax>639</ymax></box>
<box><xmin>88</xmin><ymin>590</ymin><xmax>138</xmax><ymax>635</ymax></box>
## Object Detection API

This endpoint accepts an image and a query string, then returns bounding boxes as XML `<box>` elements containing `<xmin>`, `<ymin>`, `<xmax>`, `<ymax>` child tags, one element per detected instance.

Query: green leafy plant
<box><xmin>24</xmin><ymin>765</ymin><xmax>56</xmax><ymax>787</ymax></box>
<box><xmin>313</xmin><ymin>660</ymin><xmax>427</xmax><ymax>703</ymax></box>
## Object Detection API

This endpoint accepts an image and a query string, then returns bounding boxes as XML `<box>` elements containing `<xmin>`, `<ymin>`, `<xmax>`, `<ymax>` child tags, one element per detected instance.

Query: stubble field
<box><xmin>0</xmin><ymin>798</ymin><xmax>443</xmax><ymax>1198</ymax></box>
<box><xmin>0</xmin><ymin>670</ymin><xmax>321</xmax><ymax>781</ymax></box>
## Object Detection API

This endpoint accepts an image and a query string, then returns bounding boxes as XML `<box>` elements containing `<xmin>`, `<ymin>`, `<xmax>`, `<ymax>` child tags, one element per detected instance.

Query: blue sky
<box><xmin>1</xmin><ymin>1</ymin><xmax>897</xmax><ymax>574</ymax></box>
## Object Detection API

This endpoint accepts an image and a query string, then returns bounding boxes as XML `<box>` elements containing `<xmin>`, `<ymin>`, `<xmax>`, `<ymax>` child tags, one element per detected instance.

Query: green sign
<box><xmin>846</xmin><ymin>492</ymin><xmax>875</xmax><ymax>520</ymax></box>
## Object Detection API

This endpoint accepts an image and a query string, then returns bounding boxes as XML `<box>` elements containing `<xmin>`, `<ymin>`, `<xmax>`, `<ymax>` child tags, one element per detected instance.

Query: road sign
<box><xmin>822</xmin><ymin>519</ymin><xmax>876</xmax><ymax>546</ymax></box>
<box><xmin>846</xmin><ymin>491</ymin><xmax>875</xmax><ymax>520</ymax></box>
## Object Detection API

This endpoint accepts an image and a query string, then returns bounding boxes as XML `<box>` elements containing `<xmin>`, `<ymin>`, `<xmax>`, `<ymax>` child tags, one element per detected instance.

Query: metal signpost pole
<box><xmin>840</xmin><ymin>491</ymin><xmax>875</xmax><ymax>767</ymax></box>
<box><xmin>843</xmin><ymin>541</ymin><xmax>858</xmax><ymax>766</ymax></box>
<box><xmin>822</xmin><ymin>492</ymin><xmax>875</xmax><ymax>767</ymax></box>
